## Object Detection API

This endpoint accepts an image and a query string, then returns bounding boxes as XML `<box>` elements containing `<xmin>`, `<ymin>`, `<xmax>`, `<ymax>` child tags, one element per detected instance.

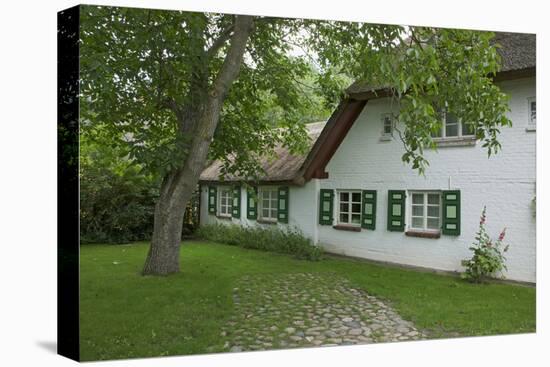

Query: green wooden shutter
<box><xmin>277</xmin><ymin>186</ymin><xmax>289</xmax><ymax>223</ymax></box>
<box><xmin>387</xmin><ymin>190</ymin><xmax>405</xmax><ymax>231</ymax></box>
<box><xmin>246</xmin><ymin>187</ymin><xmax>257</xmax><ymax>220</ymax></box>
<box><xmin>319</xmin><ymin>189</ymin><xmax>334</xmax><ymax>225</ymax></box>
<box><xmin>442</xmin><ymin>190</ymin><xmax>461</xmax><ymax>235</ymax></box>
<box><xmin>208</xmin><ymin>186</ymin><xmax>217</xmax><ymax>215</ymax></box>
<box><xmin>232</xmin><ymin>185</ymin><xmax>241</xmax><ymax>218</ymax></box>
<box><xmin>361</xmin><ymin>190</ymin><xmax>377</xmax><ymax>230</ymax></box>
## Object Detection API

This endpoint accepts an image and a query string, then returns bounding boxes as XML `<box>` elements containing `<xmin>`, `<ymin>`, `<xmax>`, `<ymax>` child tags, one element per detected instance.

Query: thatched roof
<box><xmin>494</xmin><ymin>32</ymin><xmax>536</xmax><ymax>72</ymax></box>
<box><xmin>346</xmin><ymin>31</ymin><xmax>536</xmax><ymax>96</ymax></box>
<box><xmin>199</xmin><ymin>121</ymin><xmax>326</xmax><ymax>183</ymax></box>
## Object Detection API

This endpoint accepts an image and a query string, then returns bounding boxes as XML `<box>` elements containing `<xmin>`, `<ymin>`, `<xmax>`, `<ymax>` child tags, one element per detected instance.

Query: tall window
<box><xmin>432</xmin><ymin>111</ymin><xmax>474</xmax><ymax>138</ymax></box>
<box><xmin>528</xmin><ymin>97</ymin><xmax>536</xmax><ymax>128</ymax></box>
<box><xmin>218</xmin><ymin>187</ymin><xmax>232</xmax><ymax>217</ymax></box>
<box><xmin>337</xmin><ymin>190</ymin><xmax>362</xmax><ymax>226</ymax></box>
<box><xmin>410</xmin><ymin>192</ymin><xmax>441</xmax><ymax>231</ymax></box>
<box><xmin>381</xmin><ymin>113</ymin><xmax>394</xmax><ymax>138</ymax></box>
<box><xmin>259</xmin><ymin>187</ymin><xmax>278</xmax><ymax>221</ymax></box>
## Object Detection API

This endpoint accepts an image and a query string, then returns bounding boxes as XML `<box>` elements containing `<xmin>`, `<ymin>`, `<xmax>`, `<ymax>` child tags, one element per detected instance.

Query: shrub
<box><xmin>461</xmin><ymin>207</ymin><xmax>509</xmax><ymax>283</ymax></box>
<box><xmin>196</xmin><ymin>223</ymin><xmax>323</xmax><ymax>261</ymax></box>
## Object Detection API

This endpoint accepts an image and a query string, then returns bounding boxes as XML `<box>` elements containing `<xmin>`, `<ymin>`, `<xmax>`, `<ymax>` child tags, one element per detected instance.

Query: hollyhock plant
<box><xmin>461</xmin><ymin>206</ymin><xmax>510</xmax><ymax>283</ymax></box>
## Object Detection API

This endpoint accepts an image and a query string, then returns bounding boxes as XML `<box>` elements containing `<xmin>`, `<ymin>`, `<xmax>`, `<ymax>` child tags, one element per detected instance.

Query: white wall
<box><xmin>318</xmin><ymin>76</ymin><xmax>536</xmax><ymax>282</ymax></box>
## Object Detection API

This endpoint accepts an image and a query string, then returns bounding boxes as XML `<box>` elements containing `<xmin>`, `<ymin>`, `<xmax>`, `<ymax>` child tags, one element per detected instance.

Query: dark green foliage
<box><xmin>80</xmin><ymin>141</ymin><xmax>160</xmax><ymax>244</ymax></box>
<box><xmin>196</xmin><ymin>224</ymin><xmax>322</xmax><ymax>260</ymax></box>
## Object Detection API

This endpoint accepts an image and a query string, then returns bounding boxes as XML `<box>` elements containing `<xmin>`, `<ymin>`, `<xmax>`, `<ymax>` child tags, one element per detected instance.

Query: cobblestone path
<box><xmin>221</xmin><ymin>273</ymin><xmax>426</xmax><ymax>352</ymax></box>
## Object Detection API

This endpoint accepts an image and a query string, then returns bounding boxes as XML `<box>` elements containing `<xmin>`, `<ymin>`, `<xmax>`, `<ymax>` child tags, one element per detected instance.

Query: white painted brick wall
<box><xmin>200</xmin><ymin>76</ymin><xmax>535</xmax><ymax>283</ymax></box>
<box><xmin>319</xmin><ymin>77</ymin><xmax>536</xmax><ymax>282</ymax></box>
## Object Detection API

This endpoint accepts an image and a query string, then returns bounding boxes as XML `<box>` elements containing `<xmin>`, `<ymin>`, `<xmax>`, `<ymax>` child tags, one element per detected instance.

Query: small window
<box><xmin>218</xmin><ymin>187</ymin><xmax>232</xmax><ymax>217</ymax></box>
<box><xmin>381</xmin><ymin>113</ymin><xmax>394</xmax><ymax>138</ymax></box>
<box><xmin>258</xmin><ymin>187</ymin><xmax>278</xmax><ymax>221</ymax></box>
<box><xmin>528</xmin><ymin>97</ymin><xmax>536</xmax><ymax>128</ymax></box>
<box><xmin>409</xmin><ymin>191</ymin><xmax>441</xmax><ymax>232</ymax></box>
<box><xmin>433</xmin><ymin>111</ymin><xmax>474</xmax><ymax>139</ymax></box>
<box><xmin>337</xmin><ymin>190</ymin><xmax>362</xmax><ymax>226</ymax></box>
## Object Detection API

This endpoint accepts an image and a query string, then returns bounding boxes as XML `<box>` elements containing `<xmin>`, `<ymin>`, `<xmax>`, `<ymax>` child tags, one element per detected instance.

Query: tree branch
<box><xmin>206</xmin><ymin>23</ymin><xmax>235</xmax><ymax>58</ymax></box>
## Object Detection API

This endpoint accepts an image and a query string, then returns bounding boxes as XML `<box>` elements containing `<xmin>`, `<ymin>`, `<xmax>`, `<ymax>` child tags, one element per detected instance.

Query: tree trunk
<box><xmin>142</xmin><ymin>171</ymin><xmax>194</xmax><ymax>275</ymax></box>
<box><xmin>142</xmin><ymin>15</ymin><xmax>255</xmax><ymax>276</ymax></box>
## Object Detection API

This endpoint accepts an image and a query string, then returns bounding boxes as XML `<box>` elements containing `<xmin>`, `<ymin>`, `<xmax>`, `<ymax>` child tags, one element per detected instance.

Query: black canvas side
<box><xmin>57</xmin><ymin>5</ymin><xmax>80</xmax><ymax>362</ymax></box>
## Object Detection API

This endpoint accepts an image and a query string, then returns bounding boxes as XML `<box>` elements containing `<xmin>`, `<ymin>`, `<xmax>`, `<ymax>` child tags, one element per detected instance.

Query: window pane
<box><xmin>412</xmin><ymin>217</ymin><xmax>424</xmax><ymax>228</ymax></box>
<box><xmin>340</xmin><ymin>213</ymin><xmax>348</xmax><ymax>223</ymax></box>
<box><xmin>427</xmin><ymin>194</ymin><xmax>439</xmax><ymax>205</ymax></box>
<box><xmin>412</xmin><ymin>205</ymin><xmax>423</xmax><ymax>216</ymax></box>
<box><xmin>352</xmin><ymin>192</ymin><xmax>361</xmax><ymax>203</ymax></box>
<box><xmin>428</xmin><ymin>205</ymin><xmax>439</xmax><ymax>217</ymax></box>
<box><xmin>382</xmin><ymin>115</ymin><xmax>393</xmax><ymax>135</ymax></box>
<box><xmin>427</xmin><ymin>218</ymin><xmax>439</xmax><ymax>230</ymax></box>
<box><xmin>427</xmin><ymin>205</ymin><xmax>439</xmax><ymax>217</ymax></box>
<box><xmin>446</xmin><ymin>112</ymin><xmax>458</xmax><ymax>125</ymax></box>
<box><xmin>431</xmin><ymin>127</ymin><xmax>442</xmax><ymax>138</ymax></box>
<box><xmin>262</xmin><ymin>209</ymin><xmax>269</xmax><ymax>218</ymax></box>
<box><xmin>462</xmin><ymin>121</ymin><xmax>474</xmax><ymax>136</ymax></box>
<box><xmin>270</xmin><ymin>209</ymin><xmax>277</xmax><ymax>219</ymax></box>
<box><xmin>412</xmin><ymin>193</ymin><xmax>423</xmax><ymax>204</ymax></box>
<box><xmin>340</xmin><ymin>192</ymin><xmax>349</xmax><ymax>202</ymax></box>
<box><xmin>340</xmin><ymin>203</ymin><xmax>349</xmax><ymax>213</ymax></box>
<box><xmin>351</xmin><ymin>203</ymin><xmax>361</xmax><ymax>213</ymax></box>
<box><xmin>530</xmin><ymin>101</ymin><xmax>536</xmax><ymax>123</ymax></box>
<box><xmin>351</xmin><ymin>214</ymin><xmax>361</xmax><ymax>224</ymax></box>
<box><xmin>446</xmin><ymin>123</ymin><xmax>458</xmax><ymax>137</ymax></box>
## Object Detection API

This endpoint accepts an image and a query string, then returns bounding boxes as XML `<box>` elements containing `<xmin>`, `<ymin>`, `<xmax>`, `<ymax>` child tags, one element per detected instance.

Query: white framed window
<box><xmin>218</xmin><ymin>187</ymin><xmax>232</xmax><ymax>217</ymax></box>
<box><xmin>528</xmin><ymin>97</ymin><xmax>536</xmax><ymax>129</ymax></box>
<box><xmin>432</xmin><ymin>111</ymin><xmax>474</xmax><ymax>139</ymax></box>
<box><xmin>381</xmin><ymin>113</ymin><xmax>394</xmax><ymax>138</ymax></box>
<box><xmin>258</xmin><ymin>186</ymin><xmax>278</xmax><ymax>222</ymax></box>
<box><xmin>408</xmin><ymin>191</ymin><xmax>441</xmax><ymax>232</ymax></box>
<box><xmin>337</xmin><ymin>190</ymin><xmax>362</xmax><ymax>226</ymax></box>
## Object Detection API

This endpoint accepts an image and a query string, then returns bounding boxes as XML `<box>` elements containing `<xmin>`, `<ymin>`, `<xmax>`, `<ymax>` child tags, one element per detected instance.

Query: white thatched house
<box><xmin>199</xmin><ymin>32</ymin><xmax>536</xmax><ymax>283</ymax></box>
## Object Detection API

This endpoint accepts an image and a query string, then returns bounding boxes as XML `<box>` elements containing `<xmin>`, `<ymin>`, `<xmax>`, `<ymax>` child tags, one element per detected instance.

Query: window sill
<box><xmin>333</xmin><ymin>225</ymin><xmax>361</xmax><ymax>232</ymax></box>
<box><xmin>405</xmin><ymin>230</ymin><xmax>441</xmax><ymax>239</ymax></box>
<box><xmin>257</xmin><ymin>219</ymin><xmax>277</xmax><ymax>225</ymax></box>
<box><xmin>433</xmin><ymin>136</ymin><xmax>476</xmax><ymax>147</ymax></box>
<box><xmin>525</xmin><ymin>126</ymin><xmax>536</xmax><ymax>132</ymax></box>
<box><xmin>216</xmin><ymin>215</ymin><xmax>232</xmax><ymax>220</ymax></box>
<box><xmin>379</xmin><ymin>135</ymin><xmax>392</xmax><ymax>142</ymax></box>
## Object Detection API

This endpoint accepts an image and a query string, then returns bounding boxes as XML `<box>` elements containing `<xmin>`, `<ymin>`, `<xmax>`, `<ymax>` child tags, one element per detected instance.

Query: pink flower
<box><xmin>498</xmin><ymin>227</ymin><xmax>507</xmax><ymax>241</ymax></box>
<box><xmin>480</xmin><ymin>206</ymin><xmax>487</xmax><ymax>225</ymax></box>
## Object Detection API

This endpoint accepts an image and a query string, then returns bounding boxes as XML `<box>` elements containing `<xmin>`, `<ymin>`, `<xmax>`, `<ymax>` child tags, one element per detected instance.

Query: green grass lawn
<box><xmin>80</xmin><ymin>241</ymin><xmax>536</xmax><ymax>361</ymax></box>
